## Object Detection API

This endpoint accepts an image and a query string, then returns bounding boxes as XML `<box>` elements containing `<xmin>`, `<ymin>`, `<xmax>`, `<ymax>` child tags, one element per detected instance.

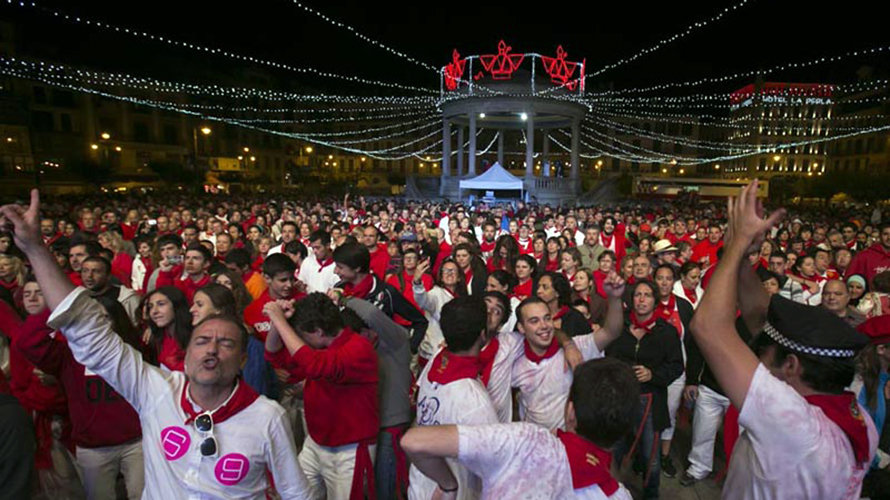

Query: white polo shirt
<box><xmin>458</xmin><ymin>422</ymin><xmax>632</xmax><ymax>499</ymax></box>
<box><xmin>297</xmin><ymin>255</ymin><xmax>339</xmax><ymax>294</ymax></box>
<box><xmin>724</xmin><ymin>363</ymin><xmax>877</xmax><ymax>500</ymax></box>
<box><xmin>48</xmin><ymin>287</ymin><xmax>311</xmax><ymax>500</ymax></box>
<box><xmin>511</xmin><ymin>332</ymin><xmax>603</xmax><ymax>431</ymax></box>
<box><xmin>408</xmin><ymin>350</ymin><xmax>498</xmax><ymax>500</ymax></box>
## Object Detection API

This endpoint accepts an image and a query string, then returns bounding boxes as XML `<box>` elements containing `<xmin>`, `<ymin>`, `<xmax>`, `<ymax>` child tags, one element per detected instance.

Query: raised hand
<box><xmin>262</xmin><ymin>301</ymin><xmax>285</xmax><ymax>321</ymax></box>
<box><xmin>0</xmin><ymin>189</ymin><xmax>41</xmax><ymax>251</ymax></box>
<box><xmin>415</xmin><ymin>258</ymin><xmax>431</xmax><ymax>281</ymax></box>
<box><xmin>726</xmin><ymin>180</ymin><xmax>785</xmax><ymax>254</ymax></box>
<box><xmin>602</xmin><ymin>271</ymin><xmax>626</xmax><ymax>299</ymax></box>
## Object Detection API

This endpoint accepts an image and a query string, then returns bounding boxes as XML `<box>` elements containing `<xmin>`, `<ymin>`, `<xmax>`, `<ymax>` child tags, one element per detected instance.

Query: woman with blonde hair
<box><xmin>98</xmin><ymin>230</ymin><xmax>133</xmax><ymax>285</ymax></box>
<box><xmin>0</xmin><ymin>254</ymin><xmax>26</xmax><ymax>309</ymax></box>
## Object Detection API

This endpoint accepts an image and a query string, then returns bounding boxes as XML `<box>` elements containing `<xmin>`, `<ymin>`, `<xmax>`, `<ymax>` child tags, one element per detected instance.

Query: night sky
<box><xmin>2</xmin><ymin>0</ymin><xmax>888</xmax><ymax>97</ymax></box>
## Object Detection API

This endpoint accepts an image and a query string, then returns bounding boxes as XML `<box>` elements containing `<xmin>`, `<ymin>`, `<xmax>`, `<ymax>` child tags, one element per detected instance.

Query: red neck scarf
<box><xmin>556</xmin><ymin>430</ymin><xmax>619</xmax><ymax>495</ymax></box>
<box><xmin>523</xmin><ymin>336</ymin><xmax>560</xmax><ymax>363</ymax></box>
<box><xmin>342</xmin><ymin>274</ymin><xmax>375</xmax><ymax>299</ymax></box>
<box><xmin>600</xmin><ymin>233</ymin><xmax>615</xmax><ymax>250</ymax></box>
<box><xmin>426</xmin><ymin>350</ymin><xmax>481</xmax><ymax>385</ymax></box>
<box><xmin>180</xmin><ymin>379</ymin><xmax>259</xmax><ymax>425</ymax></box>
<box><xmin>682</xmin><ymin>286</ymin><xmax>698</xmax><ymax>305</ymax></box>
<box><xmin>316</xmin><ymin>256</ymin><xmax>334</xmax><ymax>271</ymax></box>
<box><xmin>629</xmin><ymin>311</ymin><xmax>657</xmax><ymax>333</ymax></box>
<box><xmin>804</xmin><ymin>392</ymin><xmax>871</xmax><ymax>464</ymax></box>
<box><xmin>656</xmin><ymin>295</ymin><xmax>683</xmax><ymax>338</ymax></box>
<box><xmin>479</xmin><ymin>337</ymin><xmax>499</xmax><ymax>387</ymax></box>
<box><xmin>463</xmin><ymin>267</ymin><xmax>474</xmax><ymax>284</ymax></box>
<box><xmin>553</xmin><ymin>305</ymin><xmax>570</xmax><ymax>321</ymax></box>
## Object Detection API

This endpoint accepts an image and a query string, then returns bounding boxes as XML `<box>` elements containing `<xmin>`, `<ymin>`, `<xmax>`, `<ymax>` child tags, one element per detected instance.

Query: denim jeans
<box><xmin>375</xmin><ymin>425</ymin><xmax>408</xmax><ymax>500</ymax></box>
<box><xmin>243</xmin><ymin>336</ymin><xmax>279</xmax><ymax>399</ymax></box>
<box><xmin>614</xmin><ymin>393</ymin><xmax>660</xmax><ymax>499</ymax></box>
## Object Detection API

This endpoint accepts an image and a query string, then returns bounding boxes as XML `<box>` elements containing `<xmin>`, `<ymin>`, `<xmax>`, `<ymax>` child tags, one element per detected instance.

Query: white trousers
<box><xmin>299</xmin><ymin>434</ymin><xmax>375</xmax><ymax>500</ymax></box>
<box><xmin>76</xmin><ymin>439</ymin><xmax>144</xmax><ymax>500</ymax></box>
<box><xmin>686</xmin><ymin>385</ymin><xmax>731</xmax><ymax>479</ymax></box>
<box><xmin>660</xmin><ymin>373</ymin><xmax>686</xmax><ymax>441</ymax></box>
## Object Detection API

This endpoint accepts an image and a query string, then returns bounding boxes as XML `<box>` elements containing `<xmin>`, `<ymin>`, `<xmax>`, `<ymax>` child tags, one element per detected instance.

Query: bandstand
<box><xmin>436</xmin><ymin>41</ymin><xmax>588</xmax><ymax>203</ymax></box>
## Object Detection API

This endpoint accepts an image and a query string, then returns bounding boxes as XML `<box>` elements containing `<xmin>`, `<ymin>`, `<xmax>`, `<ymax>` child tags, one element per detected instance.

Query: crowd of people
<box><xmin>0</xmin><ymin>185</ymin><xmax>888</xmax><ymax>499</ymax></box>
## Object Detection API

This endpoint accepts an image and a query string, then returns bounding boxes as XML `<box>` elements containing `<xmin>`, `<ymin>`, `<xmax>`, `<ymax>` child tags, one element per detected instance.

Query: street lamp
<box><xmin>305</xmin><ymin>146</ymin><xmax>313</xmax><ymax>153</ymax></box>
<box><xmin>100</xmin><ymin>132</ymin><xmax>111</xmax><ymax>140</ymax></box>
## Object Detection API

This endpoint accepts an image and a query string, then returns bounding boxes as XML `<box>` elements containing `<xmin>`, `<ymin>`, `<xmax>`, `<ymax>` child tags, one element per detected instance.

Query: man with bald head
<box><xmin>821</xmin><ymin>279</ymin><xmax>865</xmax><ymax>328</ymax></box>
<box><xmin>0</xmin><ymin>190</ymin><xmax>311</xmax><ymax>499</ymax></box>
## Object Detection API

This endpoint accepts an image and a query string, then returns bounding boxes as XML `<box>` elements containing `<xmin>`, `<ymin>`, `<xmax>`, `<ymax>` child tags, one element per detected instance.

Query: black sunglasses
<box><xmin>194</xmin><ymin>413</ymin><xmax>218</xmax><ymax>457</ymax></box>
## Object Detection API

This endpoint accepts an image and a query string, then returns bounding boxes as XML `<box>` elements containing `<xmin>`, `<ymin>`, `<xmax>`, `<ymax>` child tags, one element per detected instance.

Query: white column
<box><xmin>457</xmin><ymin>126</ymin><xmax>465</xmax><ymax>177</ymax></box>
<box><xmin>525</xmin><ymin>114</ymin><xmax>534</xmax><ymax>179</ymax></box>
<box><xmin>542</xmin><ymin>133</ymin><xmax>550</xmax><ymax>177</ymax></box>
<box><xmin>468</xmin><ymin>114</ymin><xmax>477</xmax><ymax>177</ymax></box>
<box><xmin>497</xmin><ymin>130</ymin><xmax>505</xmax><ymax>167</ymax></box>
<box><xmin>442</xmin><ymin>119</ymin><xmax>451</xmax><ymax>177</ymax></box>
<box><xmin>571</xmin><ymin>118</ymin><xmax>580</xmax><ymax>190</ymax></box>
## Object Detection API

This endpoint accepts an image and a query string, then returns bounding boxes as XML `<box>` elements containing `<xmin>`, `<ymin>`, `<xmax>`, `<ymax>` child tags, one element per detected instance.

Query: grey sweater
<box><xmin>345</xmin><ymin>298</ymin><xmax>413</xmax><ymax>428</ymax></box>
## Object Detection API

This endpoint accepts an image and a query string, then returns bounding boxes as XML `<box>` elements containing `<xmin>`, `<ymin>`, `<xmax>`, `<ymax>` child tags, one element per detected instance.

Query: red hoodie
<box><xmin>845</xmin><ymin>243</ymin><xmax>890</xmax><ymax>285</ymax></box>
<box><xmin>14</xmin><ymin>309</ymin><xmax>142</xmax><ymax>448</ymax></box>
<box><xmin>156</xmin><ymin>265</ymin><xmax>210</xmax><ymax>304</ymax></box>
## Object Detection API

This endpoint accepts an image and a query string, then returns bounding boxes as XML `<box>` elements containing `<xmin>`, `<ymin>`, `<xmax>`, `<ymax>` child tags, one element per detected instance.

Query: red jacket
<box><xmin>14</xmin><ymin>309</ymin><xmax>142</xmax><ymax>448</ymax></box>
<box><xmin>846</xmin><ymin>243</ymin><xmax>890</xmax><ymax>285</ymax></box>
<box><xmin>156</xmin><ymin>265</ymin><xmax>210</xmax><ymax>304</ymax></box>
<box><xmin>691</xmin><ymin>239</ymin><xmax>724</xmax><ymax>266</ymax></box>
<box><xmin>0</xmin><ymin>304</ymin><xmax>66</xmax><ymax>415</ymax></box>
<box><xmin>267</xmin><ymin>328</ymin><xmax>378</xmax><ymax>447</ymax></box>
<box><xmin>369</xmin><ymin>243</ymin><xmax>390</xmax><ymax>280</ymax></box>
<box><xmin>111</xmin><ymin>252</ymin><xmax>133</xmax><ymax>287</ymax></box>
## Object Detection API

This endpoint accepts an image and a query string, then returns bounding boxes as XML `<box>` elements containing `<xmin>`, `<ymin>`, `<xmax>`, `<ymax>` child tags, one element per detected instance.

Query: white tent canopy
<box><xmin>458</xmin><ymin>163</ymin><xmax>524</xmax><ymax>194</ymax></box>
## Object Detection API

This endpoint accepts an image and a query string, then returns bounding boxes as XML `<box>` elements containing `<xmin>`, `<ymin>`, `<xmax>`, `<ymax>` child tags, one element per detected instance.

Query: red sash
<box><xmin>682</xmin><ymin>286</ymin><xmax>698</xmax><ymax>306</ymax></box>
<box><xmin>553</xmin><ymin>305</ymin><xmax>570</xmax><ymax>321</ymax></box>
<box><xmin>556</xmin><ymin>430</ymin><xmax>619</xmax><ymax>495</ymax></box>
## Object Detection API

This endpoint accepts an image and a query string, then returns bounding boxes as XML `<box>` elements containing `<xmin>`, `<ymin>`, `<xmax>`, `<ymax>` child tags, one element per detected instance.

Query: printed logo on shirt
<box><xmin>160</xmin><ymin>426</ymin><xmax>191</xmax><ymax>461</ymax></box>
<box><xmin>416</xmin><ymin>395</ymin><xmax>441</xmax><ymax>426</ymax></box>
<box><xmin>214</xmin><ymin>453</ymin><xmax>250</xmax><ymax>485</ymax></box>
<box><xmin>252</xmin><ymin>321</ymin><xmax>271</xmax><ymax>333</ymax></box>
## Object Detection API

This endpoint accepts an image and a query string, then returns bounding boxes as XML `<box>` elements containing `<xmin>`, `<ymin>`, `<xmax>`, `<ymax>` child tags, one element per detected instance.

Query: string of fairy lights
<box><xmin>2</xmin><ymin>0</ymin><xmax>890</xmax><ymax>169</ymax></box>
<box><xmin>4</xmin><ymin>0</ymin><xmax>437</xmax><ymax>94</ymax></box>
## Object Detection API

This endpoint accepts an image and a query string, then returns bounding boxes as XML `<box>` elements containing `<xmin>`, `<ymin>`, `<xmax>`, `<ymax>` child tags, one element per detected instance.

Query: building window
<box><xmin>134</xmin><ymin>122</ymin><xmax>150</xmax><ymax>142</ymax></box>
<box><xmin>33</xmin><ymin>86</ymin><xmax>46</xmax><ymax>104</ymax></box>
<box><xmin>51</xmin><ymin>90</ymin><xmax>76</xmax><ymax>108</ymax></box>
<box><xmin>32</xmin><ymin>111</ymin><xmax>53</xmax><ymax>131</ymax></box>
<box><xmin>163</xmin><ymin>125</ymin><xmax>178</xmax><ymax>145</ymax></box>
<box><xmin>60</xmin><ymin>113</ymin><xmax>73</xmax><ymax>133</ymax></box>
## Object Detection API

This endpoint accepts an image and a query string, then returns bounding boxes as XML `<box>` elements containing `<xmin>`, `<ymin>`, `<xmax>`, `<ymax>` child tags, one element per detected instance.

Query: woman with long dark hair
<box><xmin>413</xmin><ymin>257</ymin><xmax>467</xmax><ymax>365</ymax></box>
<box><xmin>853</xmin><ymin>318</ymin><xmax>890</xmax><ymax>497</ymax></box>
<box><xmin>140</xmin><ymin>286</ymin><xmax>191</xmax><ymax>371</ymax></box>
<box><xmin>488</xmin><ymin>234</ymin><xmax>519</xmax><ymax>274</ymax></box>
<box><xmin>541</xmin><ymin>237</ymin><xmax>562</xmax><ymax>273</ymax></box>
<box><xmin>606</xmin><ymin>279</ymin><xmax>683</xmax><ymax>499</ymax></box>
<box><xmin>533</xmin><ymin>271</ymin><xmax>591</xmax><ymax>337</ymax></box>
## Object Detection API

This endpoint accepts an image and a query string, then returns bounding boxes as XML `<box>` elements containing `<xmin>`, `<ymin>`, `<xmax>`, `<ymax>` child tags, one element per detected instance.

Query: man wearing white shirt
<box><xmin>408</xmin><ymin>295</ymin><xmax>499</xmax><ymax>500</ymax></box>
<box><xmin>297</xmin><ymin>230</ymin><xmax>339</xmax><ymax>294</ymax></box>
<box><xmin>690</xmin><ymin>181</ymin><xmax>877</xmax><ymax>500</ymax></box>
<box><xmin>401</xmin><ymin>357</ymin><xmax>638</xmax><ymax>499</ymax></box>
<box><xmin>268</xmin><ymin>221</ymin><xmax>298</xmax><ymax>256</ymax></box>
<box><xmin>0</xmin><ymin>190</ymin><xmax>311</xmax><ymax>500</ymax></box>
<box><xmin>509</xmin><ymin>273</ymin><xmax>626</xmax><ymax>431</ymax></box>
